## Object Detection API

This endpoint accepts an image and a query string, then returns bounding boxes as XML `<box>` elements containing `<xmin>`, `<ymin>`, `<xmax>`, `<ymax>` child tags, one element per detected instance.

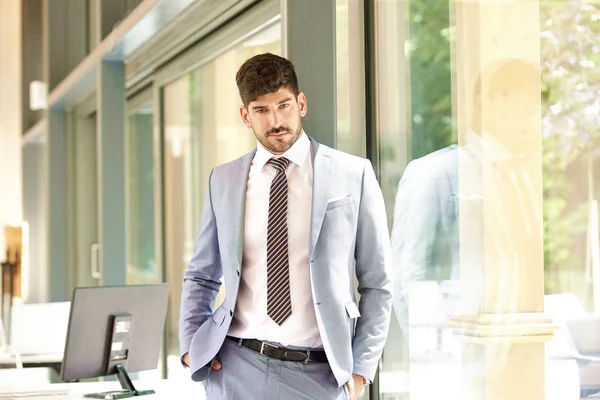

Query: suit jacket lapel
<box><xmin>232</xmin><ymin>138</ymin><xmax>328</xmax><ymax>264</ymax></box>
<box><xmin>231</xmin><ymin>149</ymin><xmax>256</xmax><ymax>266</ymax></box>
<box><xmin>309</xmin><ymin>137</ymin><xmax>331</xmax><ymax>258</ymax></box>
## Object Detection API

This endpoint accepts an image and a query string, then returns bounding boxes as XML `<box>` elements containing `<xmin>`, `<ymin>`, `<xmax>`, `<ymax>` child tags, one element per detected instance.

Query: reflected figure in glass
<box><xmin>392</xmin><ymin>58</ymin><xmax>541</xmax><ymax>351</ymax></box>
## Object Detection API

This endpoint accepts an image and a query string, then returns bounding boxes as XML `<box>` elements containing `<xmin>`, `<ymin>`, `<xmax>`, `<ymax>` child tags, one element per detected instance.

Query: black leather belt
<box><xmin>227</xmin><ymin>336</ymin><xmax>327</xmax><ymax>363</ymax></box>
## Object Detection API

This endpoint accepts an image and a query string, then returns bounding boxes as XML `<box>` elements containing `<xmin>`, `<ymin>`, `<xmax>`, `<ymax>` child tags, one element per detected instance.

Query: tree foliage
<box><xmin>540</xmin><ymin>1</ymin><xmax>600</xmax><ymax>294</ymax></box>
<box><xmin>408</xmin><ymin>0</ymin><xmax>454</xmax><ymax>159</ymax></box>
<box><xmin>408</xmin><ymin>0</ymin><xmax>600</xmax><ymax>294</ymax></box>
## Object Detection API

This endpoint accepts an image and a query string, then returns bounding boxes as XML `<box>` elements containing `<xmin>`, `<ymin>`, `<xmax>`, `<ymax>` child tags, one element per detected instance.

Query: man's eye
<box><xmin>280</xmin><ymin>104</ymin><xmax>289</xmax><ymax>109</ymax></box>
<box><xmin>256</xmin><ymin>109</ymin><xmax>266</xmax><ymax>114</ymax></box>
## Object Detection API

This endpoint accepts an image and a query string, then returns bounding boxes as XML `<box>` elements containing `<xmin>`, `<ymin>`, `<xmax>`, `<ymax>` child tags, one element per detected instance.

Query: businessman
<box><xmin>179</xmin><ymin>53</ymin><xmax>392</xmax><ymax>400</ymax></box>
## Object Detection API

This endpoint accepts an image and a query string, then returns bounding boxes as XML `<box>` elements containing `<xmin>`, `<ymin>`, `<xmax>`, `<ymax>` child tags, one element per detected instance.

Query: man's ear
<box><xmin>240</xmin><ymin>104</ymin><xmax>252</xmax><ymax>128</ymax></box>
<box><xmin>297</xmin><ymin>92</ymin><xmax>307</xmax><ymax>117</ymax></box>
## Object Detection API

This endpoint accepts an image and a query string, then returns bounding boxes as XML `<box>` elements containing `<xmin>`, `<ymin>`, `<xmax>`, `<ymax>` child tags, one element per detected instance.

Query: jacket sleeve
<box><xmin>391</xmin><ymin>158</ymin><xmax>449</xmax><ymax>336</ymax></box>
<box><xmin>352</xmin><ymin>159</ymin><xmax>393</xmax><ymax>382</ymax></box>
<box><xmin>179</xmin><ymin>169</ymin><xmax>223</xmax><ymax>358</ymax></box>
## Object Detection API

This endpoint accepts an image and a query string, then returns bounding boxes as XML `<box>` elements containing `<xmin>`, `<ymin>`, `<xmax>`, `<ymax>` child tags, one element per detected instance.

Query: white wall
<box><xmin>0</xmin><ymin>0</ymin><xmax>23</xmax><ymax>258</ymax></box>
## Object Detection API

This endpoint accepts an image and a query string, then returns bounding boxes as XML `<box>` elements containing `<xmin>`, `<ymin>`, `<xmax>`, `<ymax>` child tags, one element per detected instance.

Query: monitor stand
<box><xmin>84</xmin><ymin>364</ymin><xmax>155</xmax><ymax>399</ymax></box>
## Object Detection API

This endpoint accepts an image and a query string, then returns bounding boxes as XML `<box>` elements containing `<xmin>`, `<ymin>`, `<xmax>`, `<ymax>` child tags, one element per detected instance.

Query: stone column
<box><xmin>451</xmin><ymin>1</ymin><xmax>556</xmax><ymax>399</ymax></box>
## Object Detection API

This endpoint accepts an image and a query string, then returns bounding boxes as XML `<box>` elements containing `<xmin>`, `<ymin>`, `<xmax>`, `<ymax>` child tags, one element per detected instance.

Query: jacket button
<box><xmin>230</xmin><ymin>310</ymin><xmax>233</xmax><ymax>317</ymax></box>
<box><xmin>237</xmin><ymin>270</ymin><xmax>240</xmax><ymax>276</ymax></box>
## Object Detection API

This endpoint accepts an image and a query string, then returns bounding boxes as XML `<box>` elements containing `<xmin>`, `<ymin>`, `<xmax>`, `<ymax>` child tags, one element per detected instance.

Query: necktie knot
<box><xmin>268</xmin><ymin>157</ymin><xmax>290</xmax><ymax>173</ymax></box>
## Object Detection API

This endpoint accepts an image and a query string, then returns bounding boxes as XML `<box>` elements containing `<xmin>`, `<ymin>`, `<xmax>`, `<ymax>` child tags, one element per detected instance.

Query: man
<box><xmin>179</xmin><ymin>53</ymin><xmax>392</xmax><ymax>400</ymax></box>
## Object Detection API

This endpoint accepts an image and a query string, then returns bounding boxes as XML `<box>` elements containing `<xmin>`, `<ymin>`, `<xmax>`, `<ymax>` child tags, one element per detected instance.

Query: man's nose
<box><xmin>268</xmin><ymin>110</ymin><xmax>284</xmax><ymax>128</ymax></box>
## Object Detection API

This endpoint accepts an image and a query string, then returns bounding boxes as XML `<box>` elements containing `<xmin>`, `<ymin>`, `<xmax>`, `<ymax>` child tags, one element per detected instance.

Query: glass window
<box><xmin>22</xmin><ymin>138</ymin><xmax>48</xmax><ymax>304</ymax></box>
<box><xmin>126</xmin><ymin>100</ymin><xmax>161</xmax><ymax>380</ymax></box>
<box><xmin>541</xmin><ymin>2</ymin><xmax>600</xmax><ymax>398</ymax></box>
<box><xmin>336</xmin><ymin>0</ymin><xmax>366</xmax><ymax>157</ymax></box>
<box><xmin>335</xmin><ymin>3</ymin><xmax>368</xmax><ymax>398</ymax></box>
<box><xmin>374</xmin><ymin>1</ymin><xmax>455</xmax><ymax>397</ymax></box>
<box><xmin>126</xmin><ymin>101</ymin><xmax>158</xmax><ymax>285</ymax></box>
<box><xmin>373</xmin><ymin>0</ymin><xmax>584</xmax><ymax>399</ymax></box>
<box><xmin>162</xmin><ymin>21</ymin><xmax>281</xmax><ymax>378</ymax></box>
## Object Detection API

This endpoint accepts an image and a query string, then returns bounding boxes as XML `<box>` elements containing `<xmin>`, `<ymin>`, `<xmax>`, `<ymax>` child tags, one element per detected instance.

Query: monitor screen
<box><xmin>61</xmin><ymin>284</ymin><xmax>169</xmax><ymax>384</ymax></box>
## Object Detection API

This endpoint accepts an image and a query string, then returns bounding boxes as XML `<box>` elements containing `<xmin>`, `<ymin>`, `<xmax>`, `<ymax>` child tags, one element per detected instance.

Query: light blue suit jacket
<box><xmin>179</xmin><ymin>137</ymin><xmax>392</xmax><ymax>387</ymax></box>
<box><xmin>391</xmin><ymin>145</ymin><xmax>459</xmax><ymax>334</ymax></box>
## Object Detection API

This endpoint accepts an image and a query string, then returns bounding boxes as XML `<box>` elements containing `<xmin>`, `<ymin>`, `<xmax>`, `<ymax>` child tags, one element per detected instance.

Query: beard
<box><xmin>255</xmin><ymin>118</ymin><xmax>303</xmax><ymax>155</ymax></box>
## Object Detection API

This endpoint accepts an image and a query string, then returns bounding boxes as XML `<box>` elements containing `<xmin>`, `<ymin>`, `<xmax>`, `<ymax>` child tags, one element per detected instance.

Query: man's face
<box><xmin>240</xmin><ymin>86</ymin><xmax>307</xmax><ymax>155</ymax></box>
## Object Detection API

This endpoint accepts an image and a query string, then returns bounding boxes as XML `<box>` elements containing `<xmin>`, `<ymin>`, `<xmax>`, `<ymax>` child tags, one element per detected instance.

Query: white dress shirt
<box><xmin>228</xmin><ymin>132</ymin><xmax>323</xmax><ymax>348</ymax></box>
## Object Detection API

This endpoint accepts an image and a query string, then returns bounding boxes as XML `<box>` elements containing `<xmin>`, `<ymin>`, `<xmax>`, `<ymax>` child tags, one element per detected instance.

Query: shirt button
<box><xmin>237</xmin><ymin>270</ymin><xmax>240</xmax><ymax>277</ymax></box>
<box><xmin>230</xmin><ymin>310</ymin><xmax>233</xmax><ymax>317</ymax></box>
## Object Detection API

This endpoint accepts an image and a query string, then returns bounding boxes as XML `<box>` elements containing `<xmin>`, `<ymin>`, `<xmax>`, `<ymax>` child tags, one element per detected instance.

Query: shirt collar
<box><xmin>254</xmin><ymin>131</ymin><xmax>310</xmax><ymax>170</ymax></box>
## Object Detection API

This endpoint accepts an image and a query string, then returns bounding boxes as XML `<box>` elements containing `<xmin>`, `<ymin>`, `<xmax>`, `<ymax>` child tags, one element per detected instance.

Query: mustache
<box><xmin>267</xmin><ymin>127</ymin><xmax>292</xmax><ymax>136</ymax></box>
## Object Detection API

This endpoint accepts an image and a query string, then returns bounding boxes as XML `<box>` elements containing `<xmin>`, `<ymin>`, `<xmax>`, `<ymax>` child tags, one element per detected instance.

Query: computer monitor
<box><xmin>61</xmin><ymin>284</ymin><xmax>169</xmax><ymax>399</ymax></box>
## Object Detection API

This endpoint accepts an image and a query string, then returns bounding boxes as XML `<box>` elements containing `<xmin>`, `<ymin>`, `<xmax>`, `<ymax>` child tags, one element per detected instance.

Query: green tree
<box><xmin>409</xmin><ymin>0</ymin><xmax>454</xmax><ymax>159</ymax></box>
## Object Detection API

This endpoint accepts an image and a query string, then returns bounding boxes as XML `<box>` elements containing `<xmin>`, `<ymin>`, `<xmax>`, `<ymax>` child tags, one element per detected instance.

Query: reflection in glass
<box><xmin>163</xmin><ymin>22</ymin><xmax>281</xmax><ymax>378</ymax></box>
<box><xmin>377</xmin><ymin>0</ymin><xmax>599</xmax><ymax>398</ymax></box>
<box><xmin>541</xmin><ymin>2</ymin><xmax>600</xmax><ymax>398</ymax></box>
<box><xmin>389</xmin><ymin>59</ymin><xmax>546</xmax><ymax>399</ymax></box>
<box><xmin>126</xmin><ymin>103</ymin><xmax>157</xmax><ymax>285</ymax></box>
<box><xmin>375</xmin><ymin>0</ymin><xmax>456</xmax><ymax>398</ymax></box>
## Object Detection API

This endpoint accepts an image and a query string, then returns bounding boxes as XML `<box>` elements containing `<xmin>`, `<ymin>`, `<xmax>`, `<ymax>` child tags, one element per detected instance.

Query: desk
<box><xmin>0</xmin><ymin>379</ymin><xmax>205</xmax><ymax>400</ymax></box>
<box><xmin>0</xmin><ymin>353</ymin><xmax>62</xmax><ymax>374</ymax></box>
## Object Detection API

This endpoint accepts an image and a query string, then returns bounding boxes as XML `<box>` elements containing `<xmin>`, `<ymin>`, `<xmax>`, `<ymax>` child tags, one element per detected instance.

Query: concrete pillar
<box><xmin>97</xmin><ymin>60</ymin><xmax>126</xmax><ymax>286</ymax></box>
<box><xmin>451</xmin><ymin>1</ymin><xmax>555</xmax><ymax>399</ymax></box>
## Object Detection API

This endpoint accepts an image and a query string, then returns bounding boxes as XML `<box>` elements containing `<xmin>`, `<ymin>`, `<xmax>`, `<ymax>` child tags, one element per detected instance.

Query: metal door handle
<box><xmin>91</xmin><ymin>243</ymin><xmax>101</xmax><ymax>279</ymax></box>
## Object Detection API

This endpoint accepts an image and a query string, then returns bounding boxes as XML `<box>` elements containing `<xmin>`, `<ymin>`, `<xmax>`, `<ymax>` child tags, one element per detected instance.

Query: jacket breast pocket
<box><xmin>326</xmin><ymin>196</ymin><xmax>354</xmax><ymax>211</ymax></box>
<box><xmin>344</xmin><ymin>301</ymin><xmax>361</xmax><ymax>319</ymax></box>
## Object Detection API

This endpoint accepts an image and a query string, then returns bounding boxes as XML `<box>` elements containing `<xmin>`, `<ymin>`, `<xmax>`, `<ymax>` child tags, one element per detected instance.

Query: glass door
<box><xmin>126</xmin><ymin>90</ymin><xmax>158</xmax><ymax>285</ymax></box>
<box><xmin>71</xmin><ymin>111</ymin><xmax>100</xmax><ymax>289</ymax></box>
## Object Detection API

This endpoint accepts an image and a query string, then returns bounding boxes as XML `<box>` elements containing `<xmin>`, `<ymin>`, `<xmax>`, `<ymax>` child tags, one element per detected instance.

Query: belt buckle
<box><xmin>295</xmin><ymin>350</ymin><xmax>309</xmax><ymax>362</ymax></box>
<box><xmin>259</xmin><ymin>341</ymin><xmax>278</xmax><ymax>357</ymax></box>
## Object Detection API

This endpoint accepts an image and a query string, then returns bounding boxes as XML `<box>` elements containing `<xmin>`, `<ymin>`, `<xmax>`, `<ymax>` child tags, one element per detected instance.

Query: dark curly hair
<box><xmin>236</xmin><ymin>53</ymin><xmax>299</xmax><ymax>107</ymax></box>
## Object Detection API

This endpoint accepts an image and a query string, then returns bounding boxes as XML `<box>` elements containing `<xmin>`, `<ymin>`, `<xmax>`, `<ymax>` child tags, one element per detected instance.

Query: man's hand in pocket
<box><xmin>346</xmin><ymin>374</ymin><xmax>366</xmax><ymax>400</ymax></box>
<box><xmin>183</xmin><ymin>353</ymin><xmax>222</xmax><ymax>370</ymax></box>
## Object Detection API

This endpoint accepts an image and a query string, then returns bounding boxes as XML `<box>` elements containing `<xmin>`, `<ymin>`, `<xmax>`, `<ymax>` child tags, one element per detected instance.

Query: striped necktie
<box><xmin>266</xmin><ymin>157</ymin><xmax>292</xmax><ymax>326</ymax></box>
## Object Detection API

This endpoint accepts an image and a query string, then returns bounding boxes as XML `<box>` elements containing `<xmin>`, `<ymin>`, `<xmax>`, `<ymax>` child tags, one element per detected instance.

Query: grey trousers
<box><xmin>203</xmin><ymin>338</ymin><xmax>349</xmax><ymax>400</ymax></box>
